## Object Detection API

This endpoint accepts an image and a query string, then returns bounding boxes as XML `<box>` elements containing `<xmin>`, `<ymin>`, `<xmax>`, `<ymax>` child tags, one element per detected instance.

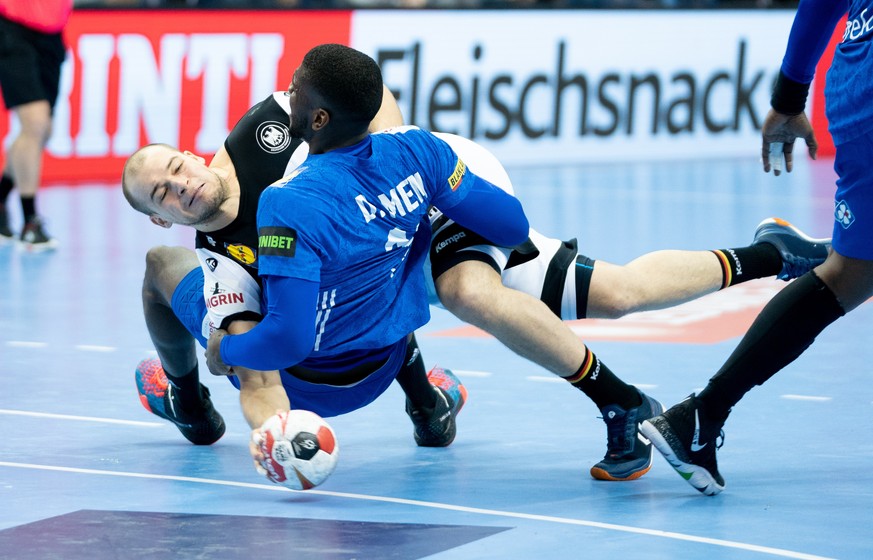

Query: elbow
<box><xmin>510</xmin><ymin>207</ymin><xmax>530</xmax><ymax>245</ymax></box>
<box><xmin>281</xmin><ymin>332</ymin><xmax>316</xmax><ymax>368</ymax></box>
<box><xmin>262</xmin><ymin>326</ymin><xmax>315</xmax><ymax>369</ymax></box>
<box><xmin>496</xmin><ymin>199</ymin><xmax>530</xmax><ymax>247</ymax></box>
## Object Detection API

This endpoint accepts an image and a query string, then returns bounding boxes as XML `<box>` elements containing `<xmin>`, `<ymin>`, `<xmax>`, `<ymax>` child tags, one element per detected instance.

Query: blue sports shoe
<box><xmin>753</xmin><ymin>218</ymin><xmax>830</xmax><ymax>280</ymax></box>
<box><xmin>590</xmin><ymin>389</ymin><xmax>664</xmax><ymax>481</ymax></box>
<box><xmin>406</xmin><ymin>366</ymin><xmax>467</xmax><ymax>447</ymax></box>
<box><xmin>135</xmin><ymin>358</ymin><xmax>226</xmax><ymax>445</ymax></box>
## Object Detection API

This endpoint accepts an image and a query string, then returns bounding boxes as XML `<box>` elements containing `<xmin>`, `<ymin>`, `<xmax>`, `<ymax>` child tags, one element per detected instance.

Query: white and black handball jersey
<box><xmin>194</xmin><ymin>92</ymin><xmax>304</xmax><ymax>279</ymax></box>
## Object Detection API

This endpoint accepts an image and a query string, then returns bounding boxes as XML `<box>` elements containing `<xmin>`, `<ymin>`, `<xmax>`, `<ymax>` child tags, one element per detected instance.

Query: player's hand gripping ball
<box><xmin>256</xmin><ymin>410</ymin><xmax>339</xmax><ymax>490</ymax></box>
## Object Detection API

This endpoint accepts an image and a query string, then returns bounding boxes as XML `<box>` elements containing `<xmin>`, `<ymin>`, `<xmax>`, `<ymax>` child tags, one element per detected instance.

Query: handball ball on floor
<box><xmin>257</xmin><ymin>410</ymin><xmax>339</xmax><ymax>490</ymax></box>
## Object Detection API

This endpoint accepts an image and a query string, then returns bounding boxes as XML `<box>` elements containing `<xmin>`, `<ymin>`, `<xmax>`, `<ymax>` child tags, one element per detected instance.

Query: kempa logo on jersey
<box><xmin>256</xmin><ymin>121</ymin><xmax>291</xmax><ymax>154</ymax></box>
<box><xmin>434</xmin><ymin>231</ymin><xmax>466</xmax><ymax>253</ymax></box>
<box><xmin>258</xmin><ymin>227</ymin><xmax>297</xmax><ymax>257</ymax></box>
<box><xmin>377</xmin><ymin>40</ymin><xmax>767</xmax><ymax>142</ymax></box>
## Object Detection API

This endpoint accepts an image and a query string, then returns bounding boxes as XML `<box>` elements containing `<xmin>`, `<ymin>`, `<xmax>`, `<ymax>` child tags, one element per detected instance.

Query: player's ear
<box><xmin>182</xmin><ymin>150</ymin><xmax>206</xmax><ymax>165</ymax></box>
<box><xmin>149</xmin><ymin>215</ymin><xmax>173</xmax><ymax>229</ymax></box>
<box><xmin>312</xmin><ymin>108</ymin><xmax>329</xmax><ymax>131</ymax></box>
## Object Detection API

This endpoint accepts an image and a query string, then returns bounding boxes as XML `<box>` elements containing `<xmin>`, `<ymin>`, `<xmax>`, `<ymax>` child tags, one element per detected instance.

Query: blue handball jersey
<box><xmin>255</xmin><ymin>126</ymin><xmax>474</xmax><ymax>356</ymax></box>
<box><xmin>825</xmin><ymin>0</ymin><xmax>873</xmax><ymax>144</ymax></box>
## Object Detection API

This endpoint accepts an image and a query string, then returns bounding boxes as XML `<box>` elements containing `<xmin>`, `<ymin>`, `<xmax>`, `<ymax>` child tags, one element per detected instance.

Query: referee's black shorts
<box><xmin>0</xmin><ymin>14</ymin><xmax>67</xmax><ymax>111</ymax></box>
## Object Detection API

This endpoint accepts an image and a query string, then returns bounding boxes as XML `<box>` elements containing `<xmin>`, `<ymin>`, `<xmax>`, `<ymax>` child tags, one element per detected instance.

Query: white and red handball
<box><xmin>256</xmin><ymin>410</ymin><xmax>339</xmax><ymax>490</ymax></box>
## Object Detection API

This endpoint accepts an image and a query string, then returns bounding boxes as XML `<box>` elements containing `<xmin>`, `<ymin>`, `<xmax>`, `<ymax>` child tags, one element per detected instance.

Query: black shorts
<box><xmin>429</xmin><ymin>214</ymin><xmax>509</xmax><ymax>278</ymax></box>
<box><xmin>0</xmin><ymin>15</ymin><xmax>67</xmax><ymax>111</ymax></box>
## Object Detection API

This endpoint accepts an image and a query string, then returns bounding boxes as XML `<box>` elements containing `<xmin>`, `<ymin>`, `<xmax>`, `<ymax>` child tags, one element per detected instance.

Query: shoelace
<box><xmin>602</xmin><ymin>411</ymin><xmax>631</xmax><ymax>455</ymax></box>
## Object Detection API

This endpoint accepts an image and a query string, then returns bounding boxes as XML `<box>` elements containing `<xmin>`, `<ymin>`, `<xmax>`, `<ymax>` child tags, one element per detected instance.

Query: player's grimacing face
<box><xmin>136</xmin><ymin>146</ymin><xmax>228</xmax><ymax>227</ymax></box>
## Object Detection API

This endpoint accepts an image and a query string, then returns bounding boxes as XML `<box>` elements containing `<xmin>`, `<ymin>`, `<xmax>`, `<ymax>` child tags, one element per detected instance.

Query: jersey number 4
<box><xmin>385</xmin><ymin>227</ymin><xmax>414</xmax><ymax>251</ymax></box>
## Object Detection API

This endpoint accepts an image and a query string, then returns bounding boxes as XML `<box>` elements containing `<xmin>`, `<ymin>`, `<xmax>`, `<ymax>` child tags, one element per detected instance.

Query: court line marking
<box><xmin>0</xmin><ymin>461</ymin><xmax>834</xmax><ymax>560</ymax></box>
<box><xmin>526</xmin><ymin>376</ymin><xmax>564</xmax><ymax>383</ymax></box>
<box><xmin>780</xmin><ymin>395</ymin><xmax>831</xmax><ymax>402</ymax></box>
<box><xmin>75</xmin><ymin>345</ymin><xmax>117</xmax><ymax>352</ymax></box>
<box><xmin>5</xmin><ymin>341</ymin><xmax>48</xmax><ymax>348</ymax></box>
<box><xmin>0</xmin><ymin>409</ymin><xmax>163</xmax><ymax>427</ymax></box>
<box><xmin>450</xmin><ymin>369</ymin><xmax>492</xmax><ymax>378</ymax></box>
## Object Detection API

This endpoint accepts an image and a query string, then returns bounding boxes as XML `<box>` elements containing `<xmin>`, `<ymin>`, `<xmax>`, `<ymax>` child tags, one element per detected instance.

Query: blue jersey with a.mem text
<box><xmin>255</xmin><ymin>126</ymin><xmax>474</xmax><ymax>356</ymax></box>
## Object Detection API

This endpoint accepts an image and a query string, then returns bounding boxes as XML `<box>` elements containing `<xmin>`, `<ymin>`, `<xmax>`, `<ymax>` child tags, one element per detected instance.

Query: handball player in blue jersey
<box><xmin>642</xmin><ymin>0</ymin><xmax>873</xmax><ymax>496</ymax></box>
<box><xmin>202</xmin><ymin>45</ymin><xmax>528</xmax><ymax>422</ymax></box>
<box><xmin>123</xmin><ymin>44</ymin><xmax>829</xmax><ymax>484</ymax></box>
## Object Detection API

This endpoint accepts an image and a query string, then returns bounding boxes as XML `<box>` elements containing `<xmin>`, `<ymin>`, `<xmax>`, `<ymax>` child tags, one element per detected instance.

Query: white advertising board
<box><xmin>352</xmin><ymin>10</ymin><xmax>796</xmax><ymax>165</ymax></box>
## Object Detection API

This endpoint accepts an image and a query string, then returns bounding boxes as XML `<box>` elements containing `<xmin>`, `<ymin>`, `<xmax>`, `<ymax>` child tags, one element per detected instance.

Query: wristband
<box><xmin>770</xmin><ymin>70</ymin><xmax>811</xmax><ymax>116</ymax></box>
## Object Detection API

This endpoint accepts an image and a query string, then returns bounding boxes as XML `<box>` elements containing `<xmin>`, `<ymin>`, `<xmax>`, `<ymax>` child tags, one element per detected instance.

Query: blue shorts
<box><xmin>833</xmin><ymin>130</ymin><xmax>873</xmax><ymax>260</ymax></box>
<box><xmin>171</xmin><ymin>266</ymin><xmax>404</xmax><ymax>418</ymax></box>
<box><xmin>171</xmin><ymin>267</ymin><xmax>209</xmax><ymax>347</ymax></box>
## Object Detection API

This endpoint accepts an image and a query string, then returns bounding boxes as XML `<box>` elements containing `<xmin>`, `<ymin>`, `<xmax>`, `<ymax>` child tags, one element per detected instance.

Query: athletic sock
<box><xmin>394</xmin><ymin>334</ymin><xmax>436</xmax><ymax>411</ymax></box>
<box><xmin>562</xmin><ymin>346</ymin><xmax>640</xmax><ymax>411</ymax></box>
<box><xmin>0</xmin><ymin>174</ymin><xmax>13</xmax><ymax>204</ymax></box>
<box><xmin>711</xmin><ymin>245</ymin><xmax>782</xmax><ymax>288</ymax></box>
<box><xmin>20</xmin><ymin>196</ymin><xmax>36</xmax><ymax>223</ymax></box>
<box><xmin>698</xmin><ymin>271</ymin><xmax>845</xmax><ymax>422</ymax></box>
<box><xmin>165</xmin><ymin>364</ymin><xmax>204</xmax><ymax>410</ymax></box>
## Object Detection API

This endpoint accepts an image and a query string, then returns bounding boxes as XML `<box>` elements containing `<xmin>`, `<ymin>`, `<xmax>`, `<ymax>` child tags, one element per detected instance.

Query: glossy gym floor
<box><xmin>1</xmin><ymin>155</ymin><xmax>870</xmax><ymax>559</ymax></box>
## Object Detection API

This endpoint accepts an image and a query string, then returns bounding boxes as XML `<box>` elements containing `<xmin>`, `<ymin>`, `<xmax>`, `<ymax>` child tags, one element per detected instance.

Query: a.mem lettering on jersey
<box><xmin>355</xmin><ymin>173</ymin><xmax>426</xmax><ymax>224</ymax></box>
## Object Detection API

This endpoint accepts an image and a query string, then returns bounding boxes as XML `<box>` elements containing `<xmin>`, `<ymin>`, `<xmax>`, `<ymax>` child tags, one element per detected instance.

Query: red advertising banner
<box><xmin>810</xmin><ymin>16</ymin><xmax>847</xmax><ymax>159</ymax></box>
<box><xmin>0</xmin><ymin>9</ymin><xmax>352</xmax><ymax>184</ymax></box>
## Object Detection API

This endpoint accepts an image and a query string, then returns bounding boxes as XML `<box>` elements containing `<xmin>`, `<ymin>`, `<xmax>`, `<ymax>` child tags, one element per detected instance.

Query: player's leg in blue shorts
<box><xmin>170</xmin><ymin>266</ymin><xmax>210</xmax><ymax>348</ymax></box>
<box><xmin>832</xmin><ymin>130</ymin><xmax>873</xmax><ymax>260</ymax></box>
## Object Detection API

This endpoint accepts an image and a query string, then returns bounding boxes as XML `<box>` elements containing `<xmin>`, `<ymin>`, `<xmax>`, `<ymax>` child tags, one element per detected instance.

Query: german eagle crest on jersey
<box><xmin>256</xmin><ymin>121</ymin><xmax>291</xmax><ymax>154</ymax></box>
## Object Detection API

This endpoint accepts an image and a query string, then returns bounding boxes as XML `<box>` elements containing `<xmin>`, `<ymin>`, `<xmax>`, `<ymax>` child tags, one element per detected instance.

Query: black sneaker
<box><xmin>590</xmin><ymin>389</ymin><xmax>664</xmax><ymax>481</ymax></box>
<box><xmin>640</xmin><ymin>394</ymin><xmax>726</xmax><ymax>496</ymax></box>
<box><xmin>405</xmin><ymin>367</ymin><xmax>466</xmax><ymax>447</ymax></box>
<box><xmin>135</xmin><ymin>358</ymin><xmax>226</xmax><ymax>445</ymax></box>
<box><xmin>753</xmin><ymin>217</ymin><xmax>830</xmax><ymax>280</ymax></box>
<box><xmin>0</xmin><ymin>203</ymin><xmax>13</xmax><ymax>241</ymax></box>
<box><xmin>19</xmin><ymin>216</ymin><xmax>58</xmax><ymax>252</ymax></box>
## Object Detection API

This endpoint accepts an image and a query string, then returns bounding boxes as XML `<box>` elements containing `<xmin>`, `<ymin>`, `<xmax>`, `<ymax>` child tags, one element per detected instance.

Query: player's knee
<box><xmin>144</xmin><ymin>246</ymin><xmax>176</xmax><ymax>277</ymax></box>
<box><xmin>435</xmin><ymin>270</ymin><xmax>494</xmax><ymax>320</ymax></box>
<box><xmin>143</xmin><ymin>246</ymin><xmax>191</xmax><ymax>303</ymax></box>
<box><xmin>816</xmin><ymin>253</ymin><xmax>873</xmax><ymax>310</ymax></box>
<box><xmin>17</xmin><ymin>115</ymin><xmax>53</xmax><ymax>141</ymax></box>
<box><xmin>143</xmin><ymin>247</ymin><xmax>171</xmax><ymax>300</ymax></box>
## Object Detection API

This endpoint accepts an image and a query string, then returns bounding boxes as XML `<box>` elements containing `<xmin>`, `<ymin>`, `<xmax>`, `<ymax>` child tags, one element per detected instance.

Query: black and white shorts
<box><xmin>425</xmin><ymin>132</ymin><xmax>594</xmax><ymax>320</ymax></box>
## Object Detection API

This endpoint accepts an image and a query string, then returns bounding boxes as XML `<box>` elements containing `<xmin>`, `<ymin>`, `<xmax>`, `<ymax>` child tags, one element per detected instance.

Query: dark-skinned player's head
<box><xmin>287</xmin><ymin>44</ymin><xmax>383</xmax><ymax>147</ymax></box>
